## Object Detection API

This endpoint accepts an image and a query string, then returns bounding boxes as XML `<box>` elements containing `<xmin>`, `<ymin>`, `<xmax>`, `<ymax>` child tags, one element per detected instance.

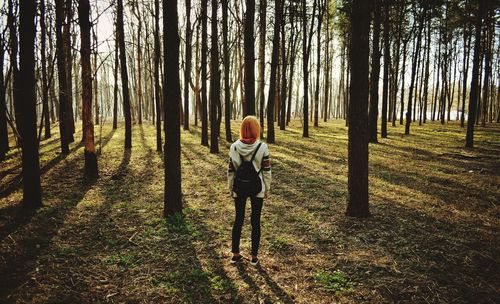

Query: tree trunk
<box><xmin>258</xmin><ymin>0</ymin><xmax>266</xmax><ymax>135</ymax></box>
<box><xmin>113</xmin><ymin>29</ymin><xmax>119</xmax><ymax>130</ymax></box>
<box><xmin>399</xmin><ymin>40</ymin><xmax>407</xmax><ymax>125</ymax></box>
<box><xmin>163</xmin><ymin>0</ymin><xmax>182</xmax><ymax>216</ymax></box>
<box><xmin>267</xmin><ymin>0</ymin><xmax>283</xmax><ymax>144</ymax></box>
<box><xmin>279</xmin><ymin>10</ymin><xmax>287</xmax><ymax>131</ymax></box>
<box><xmin>79</xmin><ymin>0</ymin><xmax>98</xmax><ymax>178</ymax></box>
<box><xmin>481</xmin><ymin>9</ymin><xmax>492</xmax><ymax>127</ymax></box>
<box><xmin>64</xmin><ymin>0</ymin><xmax>75</xmax><ymax>140</ymax></box>
<box><xmin>346</xmin><ymin>0</ymin><xmax>370</xmax><ymax>218</ymax></box>
<box><xmin>184</xmin><ymin>0</ymin><xmax>192</xmax><ymax>131</ymax></box>
<box><xmin>93</xmin><ymin>29</ymin><xmax>99</xmax><ymax>126</ymax></box>
<box><xmin>55</xmin><ymin>0</ymin><xmax>70</xmax><ymax>154</ymax></box>
<box><xmin>0</xmin><ymin>35</ymin><xmax>8</xmax><ymax>160</ymax></box>
<box><xmin>244</xmin><ymin>0</ymin><xmax>256</xmax><ymax>116</ymax></box>
<box><xmin>461</xmin><ymin>15</ymin><xmax>471</xmax><ymax>127</ymax></box>
<box><xmin>405</xmin><ymin>5</ymin><xmax>425</xmax><ymax>135</ymax></box>
<box><xmin>201</xmin><ymin>0</ymin><xmax>209</xmax><ymax>146</ymax></box>
<box><xmin>381</xmin><ymin>1</ymin><xmax>390</xmax><ymax>138</ymax></box>
<box><xmin>210</xmin><ymin>0</ymin><xmax>220</xmax><ymax>153</ymax></box>
<box><xmin>313</xmin><ymin>0</ymin><xmax>324</xmax><ymax>128</ymax></box>
<box><xmin>302</xmin><ymin>0</ymin><xmax>317</xmax><ymax>137</ymax></box>
<box><xmin>40</xmin><ymin>0</ymin><xmax>51</xmax><ymax>139</ymax></box>
<box><xmin>154</xmin><ymin>0</ymin><xmax>162</xmax><ymax>151</ymax></box>
<box><xmin>465</xmin><ymin>0</ymin><xmax>484</xmax><ymax>148</ymax></box>
<box><xmin>323</xmin><ymin>7</ymin><xmax>330</xmax><ymax>123</ymax></box>
<box><xmin>134</xmin><ymin>2</ymin><xmax>143</xmax><ymax>125</ymax></box>
<box><xmin>368</xmin><ymin>0</ymin><xmax>381</xmax><ymax>143</ymax></box>
<box><xmin>223</xmin><ymin>0</ymin><xmax>232</xmax><ymax>142</ymax></box>
<box><xmin>117</xmin><ymin>0</ymin><xmax>132</xmax><ymax>149</ymax></box>
<box><xmin>423</xmin><ymin>13</ymin><xmax>431</xmax><ymax>124</ymax></box>
<box><xmin>16</xmin><ymin>0</ymin><xmax>42</xmax><ymax>207</ymax></box>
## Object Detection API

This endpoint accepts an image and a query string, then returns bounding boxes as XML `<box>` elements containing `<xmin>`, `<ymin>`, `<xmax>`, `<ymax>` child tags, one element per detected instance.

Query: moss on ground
<box><xmin>0</xmin><ymin>120</ymin><xmax>499</xmax><ymax>303</ymax></box>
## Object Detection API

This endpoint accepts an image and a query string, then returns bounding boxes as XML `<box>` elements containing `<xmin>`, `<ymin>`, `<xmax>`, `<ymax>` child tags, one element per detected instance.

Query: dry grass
<box><xmin>0</xmin><ymin>119</ymin><xmax>499</xmax><ymax>303</ymax></box>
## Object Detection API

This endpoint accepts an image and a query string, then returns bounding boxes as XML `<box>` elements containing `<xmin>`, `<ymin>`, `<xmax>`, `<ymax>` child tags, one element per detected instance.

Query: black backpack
<box><xmin>232</xmin><ymin>143</ymin><xmax>263</xmax><ymax>196</ymax></box>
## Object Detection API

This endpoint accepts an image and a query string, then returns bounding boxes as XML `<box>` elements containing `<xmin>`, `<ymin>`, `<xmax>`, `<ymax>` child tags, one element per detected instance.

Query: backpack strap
<box><xmin>250</xmin><ymin>143</ymin><xmax>263</xmax><ymax>163</ymax></box>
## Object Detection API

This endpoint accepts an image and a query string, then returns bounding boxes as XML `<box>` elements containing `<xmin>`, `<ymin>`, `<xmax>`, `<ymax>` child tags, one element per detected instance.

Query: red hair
<box><xmin>240</xmin><ymin>116</ymin><xmax>261</xmax><ymax>144</ymax></box>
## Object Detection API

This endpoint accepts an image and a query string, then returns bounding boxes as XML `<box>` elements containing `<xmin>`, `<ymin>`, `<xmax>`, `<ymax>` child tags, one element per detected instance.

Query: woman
<box><xmin>227</xmin><ymin>116</ymin><xmax>271</xmax><ymax>265</ymax></box>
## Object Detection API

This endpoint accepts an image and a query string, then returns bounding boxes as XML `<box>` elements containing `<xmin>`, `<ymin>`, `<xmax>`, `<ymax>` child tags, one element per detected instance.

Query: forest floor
<box><xmin>0</xmin><ymin>119</ymin><xmax>499</xmax><ymax>304</ymax></box>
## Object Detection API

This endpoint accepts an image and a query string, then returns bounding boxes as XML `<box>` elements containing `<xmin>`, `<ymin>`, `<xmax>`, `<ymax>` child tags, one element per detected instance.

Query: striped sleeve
<box><xmin>261</xmin><ymin>147</ymin><xmax>271</xmax><ymax>193</ymax></box>
<box><xmin>228</xmin><ymin>157</ymin><xmax>235</xmax><ymax>173</ymax></box>
<box><xmin>227</xmin><ymin>157</ymin><xmax>235</xmax><ymax>194</ymax></box>
<box><xmin>262</xmin><ymin>154</ymin><xmax>271</xmax><ymax>171</ymax></box>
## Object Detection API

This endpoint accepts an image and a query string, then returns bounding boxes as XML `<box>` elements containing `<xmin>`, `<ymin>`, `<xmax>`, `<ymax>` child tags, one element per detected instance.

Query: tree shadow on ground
<box><xmin>0</xmin><ymin>128</ymin><xmax>118</xmax><ymax>301</ymax></box>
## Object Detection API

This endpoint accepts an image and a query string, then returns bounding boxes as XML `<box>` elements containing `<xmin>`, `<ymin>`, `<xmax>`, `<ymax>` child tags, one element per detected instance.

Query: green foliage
<box><xmin>314</xmin><ymin>270</ymin><xmax>352</xmax><ymax>293</ymax></box>
<box><xmin>103</xmin><ymin>253</ymin><xmax>138</xmax><ymax>267</ymax></box>
<box><xmin>269</xmin><ymin>235</ymin><xmax>294</xmax><ymax>252</ymax></box>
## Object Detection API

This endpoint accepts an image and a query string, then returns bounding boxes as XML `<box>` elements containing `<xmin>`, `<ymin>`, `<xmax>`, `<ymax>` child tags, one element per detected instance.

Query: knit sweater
<box><xmin>227</xmin><ymin>140</ymin><xmax>272</xmax><ymax>198</ymax></box>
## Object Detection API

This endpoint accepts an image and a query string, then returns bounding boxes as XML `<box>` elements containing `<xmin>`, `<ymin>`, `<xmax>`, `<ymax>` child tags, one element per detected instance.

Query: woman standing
<box><xmin>227</xmin><ymin>116</ymin><xmax>271</xmax><ymax>265</ymax></box>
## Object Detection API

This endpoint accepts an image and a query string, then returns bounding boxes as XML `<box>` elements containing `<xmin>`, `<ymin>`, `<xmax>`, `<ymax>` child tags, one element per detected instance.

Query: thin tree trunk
<box><xmin>222</xmin><ymin>0</ymin><xmax>232</xmax><ymax>142</ymax></box>
<box><xmin>184</xmin><ymin>0</ymin><xmax>191</xmax><ymax>131</ymax></box>
<box><xmin>55</xmin><ymin>0</ymin><xmax>70</xmax><ymax>154</ymax></box>
<box><xmin>244</xmin><ymin>0</ymin><xmax>256</xmax><ymax>116</ymax></box>
<box><xmin>113</xmin><ymin>29</ymin><xmax>119</xmax><ymax>130</ymax></box>
<box><xmin>210</xmin><ymin>0</ymin><xmax>220</xmax><ymax>153</ymax></box>
<box><xmin>201</xmin><ymin>0</ymin><xmax>209</xmax><ymax>146</ymax></box>
<box><xmin>40</xmin><ymin>0</ymin><xmax>51</xmax><ymax>139</ymax></box>
<box><xmin>368</xmin><ymin>0</ymin><xmax>381</xmax><ymax>143</ymax></box>
<box><xmin>405</xmin><ymin>5</ymin><xmax>425</xmax><ymax>135</ymax></box>
<box><xmin>465</xmin><ymin>0</ymin><xmax>483</xmax><ymax>148</ymax></box>
<box><xmin>279</xmin><ymin>10</ymin><xmax>287</xmax><ymax>131</ymax></box>
<box><xmin>267</xmin><ymin>0</ymin><xmax>283</xmax><ymax>144</ymax></box>
<box><xmin>154</xmin><ymin>0</ymin><xmax>162</xmax><ymax>151</ymax></box>
<box><xmin>0</xmin><ymin>35</ymin><xmax>9</xmax><ymax>160</ymax></box>
<box><xmin>258</xmin><ymin>0</ymin><xmax>266</xmax><ymax>135</ymax></box>
<box><xmin>381</xmin><ymin>1</ymin><xmax>390</xmax><ymax>138</ymax></box>
<box><xmin>79</xmin><ymin>0</ymin><xmax>98</xmax><ymax>178</ymax></box>
<box><xmin>117</xmin><ymin>0</ymin><xmax>132</xmax><ymax>148</ymax></box>
<box><xmin>313</xmin><ymin>0</ymin><xmax>324</xmax><ymax>128</ymax></box>
<box><xmin>64</xmin><ymin>0</ymin><xmax>75</xmax><ymax>140</ymax></box>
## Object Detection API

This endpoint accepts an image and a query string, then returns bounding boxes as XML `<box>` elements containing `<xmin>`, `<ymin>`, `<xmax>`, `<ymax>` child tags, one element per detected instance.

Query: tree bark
<box><xmin>210</xmin><ymin>0</ymin><xmax>220</xmax><ymax>153</ymax></box>
<box><xmin>154</xmin><ymin>0</ymin><xmax>162</xmax><ymax>151</ymax></box>
<box><xmin>244</xmin><ymin>0</ymin><xmax>256</xmax><ymax>116</ymax></box>
<box><xmin>64</xmin><ymin>0</ymin><xmax>75</xmax><ymax>140</ymax></box>
<box><xmin>267</xmin><ymin>0</ymin><xmax>283</xmax><ymax>144</ymax></box>
<box><xmin>201</xmin><ymin>0</ymin><xmax>209</xmax><ymax>146</ymax></box>
<box><xmin>117</xmin><ymin>0</ymin><xmax>132</xmax><ymax>148</ymax></box>
<box><xmin>0</xmin><ymin>35</ymin><xmax>9</xmax><ymax>160</ymax></box>
<box><xmin>222</xmin><ymin>0</ymin><xmax>232</xmax><ymax>142</ymax></box>
<box><xmin>17</xmin><ymin>0</ymin><xmax>42</xmax><ymax>207</ymax></box>
<box><xmin>113</xmin><ymin>27</ymin><xmax>119</xmax><ymax>130</ymax></box>
<box><xmin>368</xmin><ymin>0</ymin><xmax>381</xmax><ymax>143</ymax></box>
<box><xmin>279</xmin><ymin>7</ymin><xmax>287</xmax><ymax>131</ymax></box>
<box><xmin>79</xmin><ymin>0</ymin><xmax>98</xmax><ymax>178</ymax></box>
<box><xmin>163</xmin><ymin>0</ymin><xmax>182</xmax><ymax>216</ymax></box>
<box><xmin>346</xmin><ymin>0</ymin><xmax>370</xmax><ymax>218</ymax></box>
<box><xmin>56</xmin><ymin>0</ymin><xmax>70</xmax><ymax>154</ymax></box>
<box><xmin>465</xmin><ymin>0</ymin><xmax>484</xmax><ymax>148</ymax></box>
<box><xmin>313</xmin><ymin>0</ymin><xmax>324</xmax><ymax>128</ymax></box>
<box><xmin>184</xmin><ymin>0</ymin><xmax>192</xmax><ymax>131</ymax></box>
<box><xmin>381</xmin><ymin>0</ymin><xmax>390</xmax><ymax>138</ymax></box>
<box><xmin>40</xmin><ymin>0</ymin><xmax>51</xmax><ymax>139</ymax></box>
<box><xmin>405</xmin><ymin>5</ymin><xmax>425</xmax><ymax>135</ymax></box>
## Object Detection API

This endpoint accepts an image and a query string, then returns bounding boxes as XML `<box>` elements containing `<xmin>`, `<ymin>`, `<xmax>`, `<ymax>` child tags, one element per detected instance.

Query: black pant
<box><xmin>231</xmin><ymin>195</ymin><xmax>263</xmax><ymax>256</ymax></box>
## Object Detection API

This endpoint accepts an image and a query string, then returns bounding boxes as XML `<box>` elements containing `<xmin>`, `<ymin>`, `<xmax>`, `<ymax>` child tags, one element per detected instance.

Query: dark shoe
<box><xmin>230</xmin><ymin>255</ymin><xmax>242</xmax><ymax>264</ymax></box>
<box><xmin>250</xmin><ymin>257</ymin><xmax>259</xmax><ymax>266</ymax></box>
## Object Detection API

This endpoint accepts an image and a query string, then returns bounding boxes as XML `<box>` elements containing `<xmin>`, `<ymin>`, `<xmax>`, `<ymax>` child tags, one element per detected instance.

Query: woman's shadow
<box><xmin>235</xmin><ymin>262</ymin><xmax>295</xmax><ymax>304</ymax></box>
